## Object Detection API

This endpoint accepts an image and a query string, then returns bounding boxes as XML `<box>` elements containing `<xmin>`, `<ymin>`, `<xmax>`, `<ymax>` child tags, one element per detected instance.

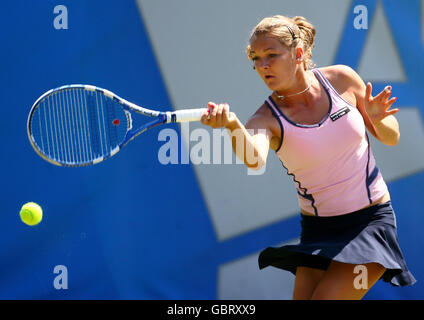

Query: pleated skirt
<box><xmin>258</xmin><ymin>201</ymin><xmax>416</xmax><ymax>287</ymax></box>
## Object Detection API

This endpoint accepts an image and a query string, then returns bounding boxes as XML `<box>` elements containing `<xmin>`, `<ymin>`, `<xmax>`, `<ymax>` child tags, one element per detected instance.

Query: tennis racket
<box><xmin>27</xmin><ymin>84</ymin><xmax>208</xmax><ymax>167</ymax></box>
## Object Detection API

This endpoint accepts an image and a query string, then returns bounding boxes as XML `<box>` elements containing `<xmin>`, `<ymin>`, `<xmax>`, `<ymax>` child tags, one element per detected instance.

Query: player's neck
<box><xmin>274</xmin><ymin>70</ymin><xmax>313</xmax><ymax>105</ymax></box>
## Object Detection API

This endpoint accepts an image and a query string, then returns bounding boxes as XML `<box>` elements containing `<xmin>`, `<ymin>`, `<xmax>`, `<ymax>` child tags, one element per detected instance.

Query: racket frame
<box><xmin>27</xmin><ymin>84</ymin><xmax>207</xmax><ymax>167</ymax></box>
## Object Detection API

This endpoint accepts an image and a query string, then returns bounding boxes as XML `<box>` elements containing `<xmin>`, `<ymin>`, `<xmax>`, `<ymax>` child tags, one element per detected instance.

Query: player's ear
<box><xmin>296</xmin><ymin>47</ymin><xmax>304</xmax><ymax>63</ymax></box>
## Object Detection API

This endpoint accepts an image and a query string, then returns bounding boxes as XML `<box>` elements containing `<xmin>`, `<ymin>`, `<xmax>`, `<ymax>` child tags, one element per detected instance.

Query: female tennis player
<box><xmin>201</xmin><ymin>15</ymin><xmax>416</xmax><ymax>300</ymax></box>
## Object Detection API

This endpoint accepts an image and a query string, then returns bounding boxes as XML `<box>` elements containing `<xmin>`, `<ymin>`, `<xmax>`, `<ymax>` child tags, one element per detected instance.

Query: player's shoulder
<box><xmin>246</xmin><ymin>103</ymin><xmax>275</xmax><ymax>130</ymax></box>
<box><xmin>316</xmin><ymin>64</ymin><xmax>364</xmax><ymax>91</ymax></box>
<box><xmin>252</xmin><ymin>102</ymin><xmax>278</xmax><ymax>122</ymax></box>
<box><xmin>318</xmin><ymin>65</ymin><xmax>363</xmax><ymax>84</ymax></box>
<box><xmin>254</xmin><ymin>102</ymin><xmax>272</xmax><ymax>117</ymax></box>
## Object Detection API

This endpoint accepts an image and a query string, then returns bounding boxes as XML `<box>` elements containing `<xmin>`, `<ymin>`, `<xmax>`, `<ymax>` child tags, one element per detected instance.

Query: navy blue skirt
<box><xmin>258</xmin><ymin>201</ymin><xmax>416</xmax><ymax>287</ymax></box>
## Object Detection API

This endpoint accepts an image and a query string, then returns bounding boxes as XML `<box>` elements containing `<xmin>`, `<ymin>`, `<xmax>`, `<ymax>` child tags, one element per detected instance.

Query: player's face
<box><xmin>249</xmin><ymin>35</ymin><xmax>297</xmax><ymax>91</ymax></box>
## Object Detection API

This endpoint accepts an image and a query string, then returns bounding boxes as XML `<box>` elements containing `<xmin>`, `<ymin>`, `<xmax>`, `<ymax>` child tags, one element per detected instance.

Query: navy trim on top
<box><xmin>365</xmin><ymin>133</ymin><xmax>373</xmax><ymax>204</ymax></box>
<box><xmin>367</xmin><ymin>166</ymin><xmax>380</xmax><ymax>187</ymax></box>
<box><xmin>313</xmin><ymin>68</ymin><xmax>356</xmax><ymax>109</ymax></box>
<box><xmin>278</xmin><ymin>159</ymin><xmax>318</xmax><ymax>216</ymax></box>
<box><xmin>264</xmin><ymin>100</ymin><xmax>284</xmax><ymax>153</ymax></box>
<box><xmin>364</xmin><ymin>133</ymin><xmax>381</xmax><ymax>203</ymax></box>
<box><xmin>268</xmin><ymin>69</ymin><xmax>333</xmax><ymax>128</ymax></box>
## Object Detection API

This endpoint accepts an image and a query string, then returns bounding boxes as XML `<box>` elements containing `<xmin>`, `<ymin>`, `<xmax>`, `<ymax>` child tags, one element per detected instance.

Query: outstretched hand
<box><xmin>364</xmin><ymin>82</ymin><xmax>399</xmax><ymax>123</ymax></box>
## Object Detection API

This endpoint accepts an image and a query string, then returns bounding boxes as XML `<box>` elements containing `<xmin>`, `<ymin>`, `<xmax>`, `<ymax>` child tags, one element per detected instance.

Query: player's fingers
<box><xmin>202</xmin><ymin>103</ymin><xmax>212</xmax><ymax>119</ymax></box>
<box><xmin>201</xmin><ymin>111</ymin><xmax>210</xmax><ymax>124</ymax></box>
<box><xmin>201</xmin><ymin>102</ymin><xmax>216</xmax><ymax>126</ymax></box>
<box><xmin>374</xmin><ymin>85</ymin><xmax>391</xmax><ymax>102</ymax></box>
<box><xmin>365</xmin><ymin>82</ymin><xmax>372</xmax><ymax>102</ymax></box>
<box><xmin>210</xmin><ymin>102</ymin><xmax>219</xmax><ymax>118</ymax></box>
<box><xmin>203</xmin><ymin>102</ymin><xmax>232</xmax><ymax>128</ymax></box>
<box><xmin>218</xmin><ymin>103</ymin><xmax>226</xmax><ymax>123</ymax></box>
<box><xmin>213</xmin><ymin>103</ymin><xmax>225</xmax><ymax>128</ymax></box>
<box><xmin>381</xmin><ymin>86</ymin><xmax>392</xmax><ymax>102</ymax></box>
<box><xmin>386</xmin><ymin>108</ymin><xmax>400</xmax><ymax>116</ymax></box>
<box><xmin>208</xmin><ymin>102</ymin><xmax>217</xmax><ymax>116</ymax></box>
<box><xmin>222</xmin><ymin>103</ymin><xmax>230</xmax><ymax>119</ymax></box>
<box><xmin>385</xmin><ymin>96</ymin><xmax>398</xmax><ymax>110</ymax></box>
<box><xmin>210</xmin><ymin>103</ymin><xmax>222</xmax><ymax>127</ymax></box>
<box><xmin>222</xmin><ymin>103</ymin><xmax>232</xmax><ymax>125</ymax></box>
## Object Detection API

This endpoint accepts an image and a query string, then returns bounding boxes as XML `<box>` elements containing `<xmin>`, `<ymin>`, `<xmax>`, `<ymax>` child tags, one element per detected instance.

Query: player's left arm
<box><xmin>341</xmin><ymin>66</ymin><xmax>400</xmax><ymax>146</ymax></box>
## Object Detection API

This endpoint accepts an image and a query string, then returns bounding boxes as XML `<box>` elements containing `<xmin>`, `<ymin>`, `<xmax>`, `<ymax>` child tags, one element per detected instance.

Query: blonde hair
<box><xmin>246</xmin><ymin>15</ymin><xmax>316</xmax><ymax>70</ymax></box>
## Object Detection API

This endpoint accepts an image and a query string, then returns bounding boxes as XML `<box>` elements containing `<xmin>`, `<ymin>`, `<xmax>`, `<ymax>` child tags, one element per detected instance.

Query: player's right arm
<box><xmin>201</xmin><ymin>102</ymin><xmax>273</xmax><ymax>170</ymax></box>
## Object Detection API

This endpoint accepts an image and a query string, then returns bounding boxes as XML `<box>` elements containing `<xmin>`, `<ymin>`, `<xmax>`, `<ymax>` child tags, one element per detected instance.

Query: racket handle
<box><xmin>167</xmin><ymin>108</ymin><xmax>208</xmax><ymax>123</ymax></box>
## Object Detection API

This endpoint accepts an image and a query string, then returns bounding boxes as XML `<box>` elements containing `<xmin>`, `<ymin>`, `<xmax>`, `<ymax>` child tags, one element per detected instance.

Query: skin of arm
<box><xmin>201</xmin><ymin>103</ymin><xmax>273</xmax><ymax>170</ymax></box>
<box><xmin>226</xmin><ymin>111</ymin><xmax>273</xmax><ymax>170</ymax></box>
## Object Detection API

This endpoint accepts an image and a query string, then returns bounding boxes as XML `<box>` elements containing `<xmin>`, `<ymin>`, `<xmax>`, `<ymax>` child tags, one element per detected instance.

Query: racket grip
<box><xmin>168</xmin><ymin>108</ymin><xmax>208</xmax><ymax>123</ymax></box>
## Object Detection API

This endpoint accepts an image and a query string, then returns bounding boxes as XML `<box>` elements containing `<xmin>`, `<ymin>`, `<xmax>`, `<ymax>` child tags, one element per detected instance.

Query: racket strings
<box><xmin>30</xmin><ymin>88</ymin><xmax>128</xmax><ymax>165</ymax></box>
<box><xmin>105</xmin><ymin>98</ymin><xmax>119</xmax><ymax>151</ymax></box>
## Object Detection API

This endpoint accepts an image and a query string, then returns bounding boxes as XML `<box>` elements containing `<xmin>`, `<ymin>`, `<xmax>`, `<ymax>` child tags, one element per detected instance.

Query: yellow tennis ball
<box><xmin>20</xmin><ymin>202</ymin><xmax>43</xmax><ymax>226</ymax></box>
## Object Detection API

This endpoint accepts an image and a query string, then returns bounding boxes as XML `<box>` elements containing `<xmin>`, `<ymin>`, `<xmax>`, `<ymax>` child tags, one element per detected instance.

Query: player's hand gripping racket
<box><xmin>27</xmin><ymin>84</ymin><xmax>207</xmax><ymax>167</ymax></box>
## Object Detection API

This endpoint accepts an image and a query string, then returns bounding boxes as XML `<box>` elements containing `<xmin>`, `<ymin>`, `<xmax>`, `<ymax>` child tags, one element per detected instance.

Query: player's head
<box><xmin>246</xmin><ymin>15</ymin><xmax>316</xmax><ymax>72</ymax></box>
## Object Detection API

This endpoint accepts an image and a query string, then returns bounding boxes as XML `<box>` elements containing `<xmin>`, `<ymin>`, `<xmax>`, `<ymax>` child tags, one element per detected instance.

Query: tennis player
<box><xmin>201</xmin><ymin>15</ymin><xmax>416</xmax><ymax>299</ymax></box>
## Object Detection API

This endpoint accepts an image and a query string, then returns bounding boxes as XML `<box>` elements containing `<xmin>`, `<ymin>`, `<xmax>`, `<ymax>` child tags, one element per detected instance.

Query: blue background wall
<box><xmin>1</xmin><ymin>0</ymin><xmax>423</xmax><ymax>299</ymax></box>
